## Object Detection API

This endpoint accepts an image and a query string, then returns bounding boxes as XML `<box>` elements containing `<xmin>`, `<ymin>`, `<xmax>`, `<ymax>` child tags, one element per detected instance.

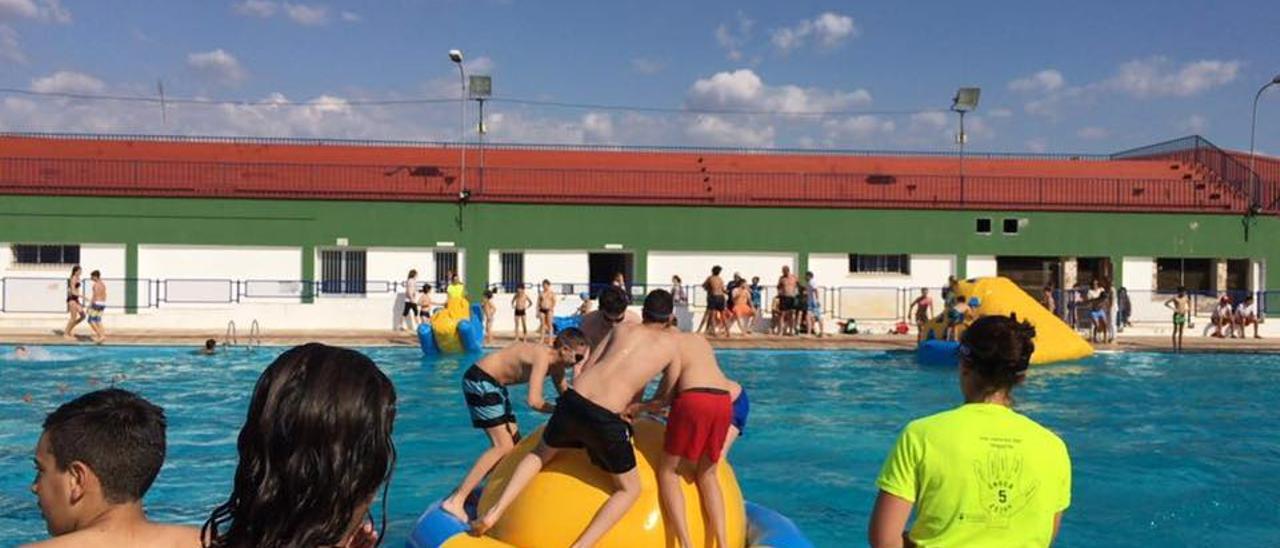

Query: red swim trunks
<box><xmin>664</xmin><ymin>387</ymin><xmax>732</xmax><ymax>463</ymax></box>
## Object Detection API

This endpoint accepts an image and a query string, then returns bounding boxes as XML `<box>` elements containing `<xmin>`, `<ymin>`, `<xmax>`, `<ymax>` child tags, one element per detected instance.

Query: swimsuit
<box><xmin>1090</xmin><ymin>310</ymin><xmax>1105</xmax><ymax>321</ymax></box>
<box><xmin>732</xmin><ymin>302</ymin><xmax>753</xmax><ymax>317</ymax></box>
<box><xmin>514</xmin><ymin>308</ymin><xmax>527</xmax><ymax>317</ymax></box>
<box><xmin>1173</xmin><ymin>312</ymin><xmax>1187</xmax><ymax>326</ymax></box>
<box><xmin>543</xmin><ymin>389</ymin><xmax>635</xmax><ymax>474</ymax></box>
<box><xmin>707</xmin><ymin>294</ymin><xmax>727</xmax><ymax>311</ymax></box>
<box><xmin>462</xmin><ymin>365</ymin><xmax>517</xmax><ymax>431</ymax></box>
<box><xmin>731</xmin><ymin>387</ymin><xmax>750</xmax><ymax>435</ymax></box>
<box><xmin>914</xmin><ymin>298</ymin><xmax>933</xmax><ymax>323</ymax></box>
<box><xmin>87</xmin><ymin>303</ymin><xmax>105</xmax><ymax>324</ymax></box>
<box><xmin>780</xmin><ymin>295</ymin><xmax>799</xmax><ymax>311</ymax></box>
<box><xmin>665</xmin><ymin>387</ymin><xmax>732</xmax><ymax>463</ymax></box>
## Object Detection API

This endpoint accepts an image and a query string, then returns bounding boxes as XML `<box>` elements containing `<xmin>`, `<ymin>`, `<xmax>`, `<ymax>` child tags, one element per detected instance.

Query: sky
<box><xmin>0</xmin><ymin>0</ymin><xmax>1278</xmax><ymax>154</ymax></box>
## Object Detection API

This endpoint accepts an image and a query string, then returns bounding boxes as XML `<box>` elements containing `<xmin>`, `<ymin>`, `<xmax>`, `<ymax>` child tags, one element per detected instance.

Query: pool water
<box><xmin>0</xmin><ymin>346</ymin><xmax>1278</xmax><ymax>547</ymax></box>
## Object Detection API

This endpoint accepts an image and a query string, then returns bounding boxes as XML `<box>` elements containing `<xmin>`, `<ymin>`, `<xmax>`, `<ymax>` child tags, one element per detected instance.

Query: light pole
<box><xmin>449</xmin><ymin>49</ymin><xmax>467</xmax><ymax>199</ymax></box>
<box><xmin>1249</xmin><ymin>73</ymin><xmax>1280</xmax><ymax>209</ymax></box>
<box><xmin>951</xmin><ymin>87</ymin><xmax>981</xmax><ymax>203</ymax></box>
<box><xmin>470</xmin><ymin>75</ymin><xmax>492</xmax><ymax>196</ymax></box>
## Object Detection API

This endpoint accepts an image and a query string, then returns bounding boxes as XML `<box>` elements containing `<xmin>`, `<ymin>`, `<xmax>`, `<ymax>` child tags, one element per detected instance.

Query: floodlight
<box><xmin>952</xmin><ymin>87</ymin><xmax>981</xmax><ymax>113</ymax></box>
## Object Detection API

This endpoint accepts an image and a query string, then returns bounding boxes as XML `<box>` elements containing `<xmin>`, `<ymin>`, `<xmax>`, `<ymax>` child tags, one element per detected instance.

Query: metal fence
<box><xmin>5</xmin><ymin>277</ymin><xmax>1275</xmax><ymax>325</ymax></box>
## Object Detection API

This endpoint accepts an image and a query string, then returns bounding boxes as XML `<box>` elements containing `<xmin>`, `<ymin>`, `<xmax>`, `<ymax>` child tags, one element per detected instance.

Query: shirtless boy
<box><xmin>512</xmin><ymin>286</ymin><xmax>532</xmax><ymax>342</ymax></box>
<box><xmin>86</xmin><ymin>271</ymin><xmax>107</xmax><ymax>344</ymax></box>
<box><xmin>440</xmin><ymin>328</ymin><xmax>589</xmax><ymax>522</ymax></box>
<box><xmin>701</xmin><ymin>266</ymin><xmax>729</xmax><ymax>337</ymax></box>
<box><xmin>579</xmin><ymin>285</ymin><xmax>641</xmax><ymax>359</ymax></box>
<box><xmin>637</xmin><ymin>333</ymin><xmax>736</xmax><ymax>548</ymax></box>
<box><xmin>482</xmin><ymin>290</ymin><xmax>496</xmax><ymax>345</ymax></box>
<box><xmin>471</xmin><ymin>290</ymin><xmax>682</xmax><ymax>547</ymax></box>
<box><xmin>778</xmin><ymin>266</ymin><xmax>799</xmax><ymax>335</ymax></box>
<box><xmin>1164</xmin><ymin>286</ymin><xmax>1190</xmax><ymax>352</ymax></box>
<box><xmin>25</xmin><ymin>389</ymin><xmax>199</xmax><ymax>548</ymax></box>
<box><xmin>538</xmin><ymin>280</ymin><xmax>557</xmax><ymax>344</ymax></box>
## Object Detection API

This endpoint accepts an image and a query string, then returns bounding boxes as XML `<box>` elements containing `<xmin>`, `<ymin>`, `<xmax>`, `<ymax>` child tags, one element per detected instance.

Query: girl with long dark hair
<box><xmin>203</xmin><ymin>343</ymin><xmax>397</xmax><ymax>548</ymax></box>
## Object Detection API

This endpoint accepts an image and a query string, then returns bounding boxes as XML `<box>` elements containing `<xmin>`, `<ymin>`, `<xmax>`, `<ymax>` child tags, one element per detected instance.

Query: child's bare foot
<box><xmin>469</xmin><ymin>516</ymin><xmax>495</xmax><ymax>537</ymax></box>
<box><xmin>440</xmin><ymin>497</ymin><xmax>469</xmax><ymax>523</ymax></box>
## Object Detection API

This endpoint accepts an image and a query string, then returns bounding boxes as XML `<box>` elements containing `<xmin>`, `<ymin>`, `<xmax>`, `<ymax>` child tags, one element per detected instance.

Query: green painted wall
<box><xmin>4</xmin><ymin>196</ymin><xmax>1278</xmax><ymax>297</ymax></box>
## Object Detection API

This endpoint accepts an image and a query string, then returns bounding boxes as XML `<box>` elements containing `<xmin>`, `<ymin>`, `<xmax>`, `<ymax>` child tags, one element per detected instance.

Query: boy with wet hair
<box><xmin>472</xmin><ymin>290</ymin><xmax>683</xmax><ymax>547</ymax></box>
<box><xmin>441</xmin><ymin>327</ymin><xmax>590</xmax><ymax>523</ymax></box>
<box><xmin>580</xmin><ymin>285</ymin><xmax>641</xmax><ymax>356</ymax></box>
<box><xmin>512</xmin><ymin>286</ymin><xmax>532</xmax><ymax>342</ymax></box>
<box><xmin>1164</xmin><ymin>287</ymin><xmax>1190</xmax><ymax>352</ymax></box>
<box><xmin>25</xmin><ymin>389</ymin><xmax>198</xmax><ymax>547</ymax></box>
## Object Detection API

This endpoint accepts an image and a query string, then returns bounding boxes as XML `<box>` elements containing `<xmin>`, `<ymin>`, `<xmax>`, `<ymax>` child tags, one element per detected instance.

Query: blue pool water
<box><xmin>1</xmin><ymin>345</ymin><xmax>1278</xmax><ymax>547</ymax></box>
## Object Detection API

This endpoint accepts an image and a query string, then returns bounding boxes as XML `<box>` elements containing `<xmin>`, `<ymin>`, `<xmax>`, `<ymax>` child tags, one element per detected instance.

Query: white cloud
<box><xmin>714</xmin><ymin>11</ymin><xmax>752</xmax><ymax>61</ymax></box>
<box><xmin>909</xmin><ymin>111</ymin><xmax>948</xmax><ymax>131</ymax></box>
<box><xmin>30</xmin><ymin>70</ymin><xmax>104</xmax><ymax>94</ymax></box>
<box><xmin>1026</xmin><ymin>138</ymin><xmax>1048</xmax><ymax>153</ymax></box>
<box><xmin>685</xmin><ymin>115</ymin><xmax>774</xmax><ymax>147</ymax></box>
<box><xmin>686</xmin><ymin>69</ymin><xmax>872</xmax><ymax>114</ymax></box>
<box><xmin>823</xmin><ymin>114</ymin><xmax>895</xmax><ymax>142</ymax></box>
<box><xmin>187</xmin><ymin>49</ymin><xmax>247</xmax><ymax>85</ymax></box>
<box><xmin>465</xmin><ymin>56</ymin><xmax>494</xmax><ymax>75</ymax></box>
<box><xmin>630</xmin><ymin>57</ymin><xmax>664</xmax><ymax>75</ymax></box>
<box><xmin>234</xmin><ymin>1</ymin><xmax>337</xmax><ymax>26</ymax></box>
<box><xmin>1178</xmin><ymin>114</ymin><xmax>1209</xmax><ymax>134</ymax></box>
<box><xmin>581</xmin><ymin>112</ymin><xmax>613</xmax><ymax>142</ymax></box>
<box><xmin>771</xmin><ymin>12</ymin><xmax>857</xmax><ymax>53</ymax></box>
<box><xmin>1106</xmin><ymin>57</ymin><xmax>1241</xmax><ymax>98</ymax></box>
<box><xmin>1009</xmin><ymin>69</ymin><xmax>1064</xmax><ymax>93</ymax></box>
<box><xmin>340</xmin><ymin>11</ymin><xmax>360</xmax><ymax>22</ymax></box>
<box><xmin>1076</xmin><ymin>126</ymin><xmax>1109</xmax><ymax>140</ymax></box>
<box><xmin>232</xmin><ymin>0</ymin><xmax>276</xmax><ymax>18</ymax></box>
<box><xmin>0</xmin><ymin>24</ymin><xmax>22</xmax><ymax>63</ymax></box>
<box><xmin>0</xmin><ymin>0</ymin><xmax>38</xmax><ymax>20</ymax></box>
<box><xmin>37</xmin><ymin>0</ymin><xmax>67</xmax><ymax>23</ymax></box>
<box><xmin>283</xmin><ymin>2</ymin><xmax>328</xmax><ymax>26</ymax></box>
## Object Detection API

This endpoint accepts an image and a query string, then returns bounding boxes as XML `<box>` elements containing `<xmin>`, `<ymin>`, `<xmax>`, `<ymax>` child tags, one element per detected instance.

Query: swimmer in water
<box><xmin>15</xmin><ymin>346</ymin><xmax>30</xmax><ymax>360</ymax></box>
<box><xmin>200</xmin><ymin>339</ymin><xmax>217</xmax><ymax>356</ymax></box>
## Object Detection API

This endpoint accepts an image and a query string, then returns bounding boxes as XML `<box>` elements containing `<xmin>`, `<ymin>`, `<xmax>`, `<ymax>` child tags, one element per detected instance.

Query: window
<box><xmin>849</xmin><ymin>254</ymin><xmax>910</xmax><ymax>275</ymax></box>
<box><xmin>1002</xmin><ymin>218</ymin><xmax>1020</xmax><ymax>235</ymax></box>
<box><xmin>975</xmin><ymin>218</ymin><xmax>992</xmax><ymax>234</ymax></box>
<box><xmin>1156</xmin><ymin>258</ymin><xmax>1212</xmax><ymax>292</ymax></box>
<box><xmin>319</xmin><ymin>249</ymin><xmax>366</xmax><ymax>295</ymax></box>
<box><xmin>11</xmin><ymin>244</ymin><xmax>79</xmax><ymax>265</ymax></box>
<box><xmin>1226</xmin><ymin>259</ymin><xmax>1251</xmax><ymax>290</ymax></box>
<box><xmin>435</xmin><ymin>250</ymin><xmax>459</xmax><ymax>288</ymax></box>
<box><xmin>500</xmin><ymin>252</ymin><xmax>524</xmax><ymax>292</ymax></box>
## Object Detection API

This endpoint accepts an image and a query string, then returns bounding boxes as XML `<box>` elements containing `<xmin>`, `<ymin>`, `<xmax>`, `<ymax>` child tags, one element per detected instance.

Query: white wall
<box><xmin>364</xmin><ymin>248</ymin><xmax>435</xmax><ymax>286</ymax></box>
<box><xmin>807</xmin><ymin>254</ymin><xmax>954</xmax><ymax>321</ymax></box>
<box><xmin>647</xmin><ymin>251</ymin><xmax>795</xmax><ymax>287</ymax></box>
<box><xmin>0</xmin><ymin>243</ymin><xmax>127</xmax><ymax>312</ymax></box>
<box><xmin>523</xmin><ymin>251</ymin><xmax>590</xmax><ymax>286</ymax></box>
<box><xmin>966</xmin><ymin>255</ymin><xmax>998</xmax><ymax>278</ymax></box>
<box><xmin>140</xmin><ymin>245</ymin><xmax>299</xmax><ymax>280</ymax></box>
<box><xmin>1122</xmin><ymin>257</ymin><xmax>1154</xmax><ymax>291</ymax></box>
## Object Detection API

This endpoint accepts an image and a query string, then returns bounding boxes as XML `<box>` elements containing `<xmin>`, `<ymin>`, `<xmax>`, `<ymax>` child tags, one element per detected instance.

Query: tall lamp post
<box><xmin>1249</xmin><ymin>73</ymin><xmax>1280</xmax><ymax>209</ymax></box>
<box><xmin>448</xmin><ymin>49</ymin><xmax>467</xmax><ymax>199</ymax></box>
<box><xmin>470</xmin><ymin>75</ymin><xmax>492</xmax><ymax>196</ymax></box>
<box><xmin>951</xmin><ymin>87</ymin><xmax>981</xmax><ymax>202</ymax></box>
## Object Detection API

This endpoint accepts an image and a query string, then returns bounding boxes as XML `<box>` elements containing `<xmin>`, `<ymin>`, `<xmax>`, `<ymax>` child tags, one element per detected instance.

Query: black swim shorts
<box><xmin>708</xmin><ymin>294</ymin><xmax>727</xmax><ymax>311</ymax></box>
<box><xmin>543</xmin><ymin>389</ymin><xmax>635</xmax><ymax>474</ymax></box>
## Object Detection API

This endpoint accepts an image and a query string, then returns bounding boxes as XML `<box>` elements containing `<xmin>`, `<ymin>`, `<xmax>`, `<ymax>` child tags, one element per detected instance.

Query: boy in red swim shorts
<box><xmin>635</xmin><ymin>331</ymin><xmax>734</xmax><ymax>548</ymax></box>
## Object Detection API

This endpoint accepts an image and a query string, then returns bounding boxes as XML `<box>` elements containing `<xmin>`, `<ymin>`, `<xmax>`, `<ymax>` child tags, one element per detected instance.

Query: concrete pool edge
<box><xmin>3</xmin><ymin>329</ymin><xmax>1279</xmax><ymax>354</ymax></box>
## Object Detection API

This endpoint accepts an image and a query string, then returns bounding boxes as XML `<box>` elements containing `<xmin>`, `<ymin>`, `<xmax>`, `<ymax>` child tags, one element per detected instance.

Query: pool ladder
<box><xmin>224</xmin><ymin>320</ymin><xmax>263</xmax><ymax>350</ymax></box>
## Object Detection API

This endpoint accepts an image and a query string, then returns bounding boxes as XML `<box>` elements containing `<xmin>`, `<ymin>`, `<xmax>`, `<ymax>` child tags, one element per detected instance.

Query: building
<box><xmin>2</xmin><ymin>132</ymin><xmax>1276</xmax><ymax>333</ymax></box>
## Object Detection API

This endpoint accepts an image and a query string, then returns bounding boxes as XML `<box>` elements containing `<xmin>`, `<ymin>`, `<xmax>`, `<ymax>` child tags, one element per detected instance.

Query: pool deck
<box><xmin>2</xmin><ymin>327</ymin><xmax>1277</xmax><ymax>353</ymax></box>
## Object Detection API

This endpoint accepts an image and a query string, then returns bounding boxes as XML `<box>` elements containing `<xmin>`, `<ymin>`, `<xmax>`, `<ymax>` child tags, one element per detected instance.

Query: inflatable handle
<box><xmin>745</xmin><ymin>501</ymin><xmax>814</xmax><ymax>548</ymax></box>
<box><xmin>417</xmin><ymin>323</ymin><xmax>439</xmax><ymax>355</ymax></box>
<box><xmin>552</xmin><ymin>315</ymin><xmax>583</xmax><ymax>334</ymax></box>
<box><xmin>406</xmin><ymin>499</ymin><xmax>467</xmax><ymax>548</ymax></box>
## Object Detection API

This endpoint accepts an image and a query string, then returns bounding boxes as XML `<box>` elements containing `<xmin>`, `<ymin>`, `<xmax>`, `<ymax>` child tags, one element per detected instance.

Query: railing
<box><xmin>0</xmin><ymin>131</ymin><xmax>1113</xmax><ymax>160</ymax></box>
<box><xmin>1112</xmin><ymin>135</ymin><xmax>1279</xmax><ymax>212</ymax></box>
<box><xmin>3</xmin><ymin>276</ymin><xmax>1274</xmax><ymax>324</ymax></box>
<box><xmin>0</xmin><ymin>156</ymin><xmax>1248</xmax><ymax>212</ymax></box>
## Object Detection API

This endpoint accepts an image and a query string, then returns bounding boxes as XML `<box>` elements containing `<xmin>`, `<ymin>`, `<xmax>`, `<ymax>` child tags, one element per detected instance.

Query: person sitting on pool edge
<box><xmin>869</xmin><ymin>314</ymin><xmax>1071</xmax><ymax>548</ymax></box>
<box><xmin>439</xmin><ymin>327</ymin><xmax>590</xmax><ymax>523</ymax></box>
<box><xmin>25</xmin><ymin>388</ymin><xmax>200</xmax><ymax>548</ymax></box>
<box><xmin>470</xmin><ymin>290</ymin><xmax>683</xmax><ymax>547</ymax></box>
<box><xmin>202</xmin><ymin>343</ymin><xmax>396</xmax><ymax>547</ymax></box>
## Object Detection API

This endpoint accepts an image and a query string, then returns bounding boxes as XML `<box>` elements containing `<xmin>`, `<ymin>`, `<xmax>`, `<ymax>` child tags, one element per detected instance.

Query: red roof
<box><xmin>0</xmin><ymin>133</ymin><xmax>1263</xmax><ymax>213</ymax></box>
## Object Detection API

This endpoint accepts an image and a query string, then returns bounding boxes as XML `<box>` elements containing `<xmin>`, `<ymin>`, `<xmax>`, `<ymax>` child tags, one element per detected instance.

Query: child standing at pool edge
<box><xmin>440</xmin><ymin>328</ymin><xmax>589</xmax><ymax>523</ymax></box>
<box><xmin>1165</xmin><ymin>287</ymin><xmax>1190</xmax><ymax>352</ymax></box>
<box><xmin>512</xmin><ymin>286</ymin><xmax>531</xmax><ymax>342</ymax></box>
<box><xmin>869</xmin><ymin>315</ymin><xmax>1071</xmax><ymax>547</ymax></box>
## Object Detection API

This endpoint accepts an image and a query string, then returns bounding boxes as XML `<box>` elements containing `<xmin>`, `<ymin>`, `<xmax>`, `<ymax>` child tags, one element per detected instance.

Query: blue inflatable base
<box><xmin>407</xmin><ymin>497</ymin><xmax>812</xmax><ymax>547</ymax></box>
<box><xmin>552</xmin><ymin>314</ymin><xmax>582</xmax><ymax>334</ymax></box>
<box><xmin>417</xmin><ymin>304</ymin><xmax>487</xmax><ymax>356</ymax></box>
<box><xmin>916</xmin><ymin>339</ymin><xmax>960</xmax><ymax>366</ymax></box>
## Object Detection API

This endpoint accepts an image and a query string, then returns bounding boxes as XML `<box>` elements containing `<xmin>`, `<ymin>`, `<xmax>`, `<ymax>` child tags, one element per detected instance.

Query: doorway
<box><xmin>588</xmin><ymin>252</ymin><xmax>634</xmax><ymax>298</ymax></box>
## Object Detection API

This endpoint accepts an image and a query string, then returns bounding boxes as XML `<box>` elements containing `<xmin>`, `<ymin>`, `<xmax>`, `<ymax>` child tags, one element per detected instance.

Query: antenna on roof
<box><xmin>157</xmin><ymin>80</ymin><xmax>168</xmax><ymax>126</ymax></box>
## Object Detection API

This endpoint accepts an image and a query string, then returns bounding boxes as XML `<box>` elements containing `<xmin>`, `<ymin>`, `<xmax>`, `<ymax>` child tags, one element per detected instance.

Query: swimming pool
<box><xmin>0</xmin><ymin>345</ymin><xmax>1277</xmax><ymax>547</ymax></box>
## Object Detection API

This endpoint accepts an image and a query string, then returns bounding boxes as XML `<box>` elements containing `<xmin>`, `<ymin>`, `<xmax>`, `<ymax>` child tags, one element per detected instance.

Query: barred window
<box><xmin>848</xmin><ymin>254</ymin><xmax>910</xmax><ymax>275</ymax></box>
<box><xmin>11</xmin><ymin>244</ymin><xmax>79</xmax><ymax>265</ymax></box>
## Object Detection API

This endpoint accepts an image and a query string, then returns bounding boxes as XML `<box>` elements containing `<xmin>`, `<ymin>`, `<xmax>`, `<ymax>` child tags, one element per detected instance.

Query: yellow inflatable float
<box><xmin>919</xmin><ymin>276</ymin><xmax>1093</xmax><ymax>365</ymax></box>
<box><xmin>418</xmin><ymin>282</ymin><xmax>486</xmax><ymax>354</ymax></box>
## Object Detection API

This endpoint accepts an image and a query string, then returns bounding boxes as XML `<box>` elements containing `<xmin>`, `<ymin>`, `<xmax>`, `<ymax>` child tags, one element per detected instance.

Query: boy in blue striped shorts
<box><xmin>440</xmin><ymin>327</ymin><xmax>589</xmax><ymax>523</ymax></box>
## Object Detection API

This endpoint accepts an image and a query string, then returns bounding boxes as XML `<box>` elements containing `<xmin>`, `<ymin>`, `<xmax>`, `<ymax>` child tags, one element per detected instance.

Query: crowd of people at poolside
<box><xmin>18</xmin><ymin>284</ymin><xmax>1071</xmax><ymax>548</ymax></box>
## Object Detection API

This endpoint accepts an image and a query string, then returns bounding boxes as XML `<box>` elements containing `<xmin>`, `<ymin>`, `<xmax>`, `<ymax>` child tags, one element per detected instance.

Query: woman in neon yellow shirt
<box><xmin>870</xmin><ymin>315</ymin><xmax>1071</xmax><ymax>547</ymax></box>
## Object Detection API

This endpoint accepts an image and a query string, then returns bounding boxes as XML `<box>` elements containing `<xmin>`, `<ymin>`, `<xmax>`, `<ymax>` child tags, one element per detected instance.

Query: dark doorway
<box><xmin>588</xmin><ymin>253</ymin><xmax>634</xmax><ymax>298</ymax></box>
<box><xmin>996</xmin><ymin>256</ymin><xmax>1062</xmax><ymax>296</ymax></box>
<box><xmin>1076</xmin><ymin>257</ymin><xmax>1113</xmax><ymax>287</ymax></box>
